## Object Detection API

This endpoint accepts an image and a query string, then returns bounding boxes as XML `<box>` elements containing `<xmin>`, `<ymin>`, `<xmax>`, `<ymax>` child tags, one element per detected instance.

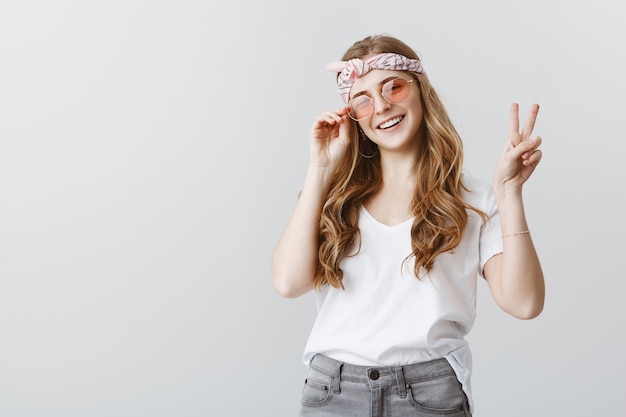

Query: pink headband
<box><xmin>326</xmin><ymin>53</ymin><xmax>425</xmax><ymax>103</ymax></box>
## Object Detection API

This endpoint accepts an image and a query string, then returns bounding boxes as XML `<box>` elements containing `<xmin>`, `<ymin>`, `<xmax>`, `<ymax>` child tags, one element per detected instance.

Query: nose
<box><xmin>372</xmin><ymin>92</ymin><xmax>391</xmax><ymax>114</ymax></box>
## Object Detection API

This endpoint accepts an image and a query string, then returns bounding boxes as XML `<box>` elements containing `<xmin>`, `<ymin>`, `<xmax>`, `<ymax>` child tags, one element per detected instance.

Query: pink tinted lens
<box><xmin>349</xmin><ymin>96</ymin><xmax>372</xmax><ymax>120</ymax></box>
<box><xmin>382</xmin><ymin>78</ymin><xmax>410</xmax><ymax>103</ymax></box>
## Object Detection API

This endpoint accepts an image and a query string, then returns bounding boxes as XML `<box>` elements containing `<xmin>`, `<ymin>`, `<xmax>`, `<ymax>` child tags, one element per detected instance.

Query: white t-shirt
<box><xmin>302</xmin><ymin>175</ymin><xmax>503</xmax><ymax>412</ymax></box>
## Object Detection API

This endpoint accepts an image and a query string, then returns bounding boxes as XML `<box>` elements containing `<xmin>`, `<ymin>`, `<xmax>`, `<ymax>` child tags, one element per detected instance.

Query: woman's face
<box><xmin>349</xmin><ymin>69</ymin><xmax>424</xmax><ymax>153</ymax></box>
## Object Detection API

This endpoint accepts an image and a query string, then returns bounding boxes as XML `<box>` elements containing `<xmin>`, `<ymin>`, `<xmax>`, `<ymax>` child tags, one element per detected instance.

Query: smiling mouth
<box><xmin>378</xmin><ymin>116</ymin><xmax>403</xmax><ymax>129</ymax></box>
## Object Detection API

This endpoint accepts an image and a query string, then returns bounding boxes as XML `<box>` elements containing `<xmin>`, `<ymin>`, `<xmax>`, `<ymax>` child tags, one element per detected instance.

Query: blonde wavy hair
<box><xmin>315</xmin><ymin>34</ymin><xmax>487</xmax><ymax>290</ymax></box>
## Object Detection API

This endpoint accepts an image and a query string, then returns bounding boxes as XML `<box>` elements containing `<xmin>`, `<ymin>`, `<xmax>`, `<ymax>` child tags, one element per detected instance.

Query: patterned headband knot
<box><xmin>325</xmin><ymin>53</ymin><xmax>426</xmax><ymax>103</ymax></box>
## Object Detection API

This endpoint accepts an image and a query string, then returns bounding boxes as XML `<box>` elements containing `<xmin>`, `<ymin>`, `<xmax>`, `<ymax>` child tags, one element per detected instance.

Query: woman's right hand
<box><xmin>272</xmin><ymin>106</ymin><xmax>352</xmax><ymax>298</ymax></box>
<box><xmin>309</xmin><ymin>106</ymin><xmax>352</xmax><ymax>169</ymax></box>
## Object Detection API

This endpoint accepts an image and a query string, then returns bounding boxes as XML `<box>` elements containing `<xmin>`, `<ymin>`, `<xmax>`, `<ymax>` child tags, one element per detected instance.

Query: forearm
<box><xmin>271</xmin><ymin>166</ymin><xmax>333</xmax><ymax>298</ymax></box>
<box><xmin>492</xmin><ymin>187</ymin><xmax>545</xmax><ymax>318</ymax></box>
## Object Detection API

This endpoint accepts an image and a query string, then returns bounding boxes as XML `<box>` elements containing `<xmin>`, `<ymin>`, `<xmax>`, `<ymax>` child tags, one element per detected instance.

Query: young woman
<box><xmin>272</xmin><ymin>34</ymin><xmax>545</xmax><ymax>417</ymax></box>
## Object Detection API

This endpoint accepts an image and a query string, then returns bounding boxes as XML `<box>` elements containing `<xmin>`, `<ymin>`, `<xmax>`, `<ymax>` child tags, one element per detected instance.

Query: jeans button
<box><xmin>369</xmin><ymin>369</ymin><xmax>379</xmax><ymax>380</ymax></box>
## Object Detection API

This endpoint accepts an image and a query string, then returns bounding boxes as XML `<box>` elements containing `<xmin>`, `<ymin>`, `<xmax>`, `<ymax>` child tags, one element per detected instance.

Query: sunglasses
<box><xmin>348</xmin><ymin>77</ymin><xmax>416</xmax><ymax>121</ymax></box>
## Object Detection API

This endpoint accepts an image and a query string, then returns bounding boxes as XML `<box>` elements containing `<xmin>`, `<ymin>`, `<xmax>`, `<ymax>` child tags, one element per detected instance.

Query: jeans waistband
<box><xmin>309</xmin><ymin>353</ymin><xmax>455</xmax><ymax>392</ymax></box>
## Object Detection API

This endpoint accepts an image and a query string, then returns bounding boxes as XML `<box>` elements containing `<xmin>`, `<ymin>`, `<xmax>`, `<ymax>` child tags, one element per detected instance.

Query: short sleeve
<box><xmin>478</xmin><ymin>191</ymin><xmax>503</xmax><ymax>278</ymax></box>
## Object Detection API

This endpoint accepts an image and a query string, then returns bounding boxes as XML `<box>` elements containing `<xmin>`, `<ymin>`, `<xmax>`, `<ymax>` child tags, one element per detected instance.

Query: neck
<box><xmin>379</xmin><ymin>151</ymin><xmax>419</xmax><ymax>187</ymax></box>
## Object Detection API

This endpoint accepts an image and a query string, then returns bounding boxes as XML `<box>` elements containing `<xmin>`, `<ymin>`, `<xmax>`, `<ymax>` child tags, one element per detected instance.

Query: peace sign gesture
<box><xmin>494</xmin><ymin>103</ymin><xmax>543</xmax><ymax>194</ymax></box>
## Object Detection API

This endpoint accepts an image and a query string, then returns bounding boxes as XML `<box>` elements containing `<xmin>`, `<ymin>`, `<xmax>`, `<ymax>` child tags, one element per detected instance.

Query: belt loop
<box><xmin>332</xmin><ymin>362</ymin><xmax>342</xmax><ymax>394</ymax></box>
<box><xmin>395</xmin><ymin>366</ymin><xmax>407</xmax><ymax>398</ymax></box>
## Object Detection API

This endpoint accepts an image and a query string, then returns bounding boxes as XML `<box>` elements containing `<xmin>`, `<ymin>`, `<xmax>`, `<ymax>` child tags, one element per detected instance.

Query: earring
<box><xmin>358</xmin><ymin>129</ymin><xmax>379</xmax><ymax>159</ymax></box>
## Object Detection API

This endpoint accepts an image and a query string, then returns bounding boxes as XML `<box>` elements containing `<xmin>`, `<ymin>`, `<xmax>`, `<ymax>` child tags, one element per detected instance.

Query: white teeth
<box><xmin>379</xmin><ymin>116</ymin><xmax>403</xmax><ymax>129</ymax></box>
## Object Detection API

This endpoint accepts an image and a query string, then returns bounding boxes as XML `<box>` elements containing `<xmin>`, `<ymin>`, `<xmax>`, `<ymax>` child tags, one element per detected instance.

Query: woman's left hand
<box><xmin>494</xmin><ymin>103</ymin><xmax>543</xmax><ymax>194</ymax></box>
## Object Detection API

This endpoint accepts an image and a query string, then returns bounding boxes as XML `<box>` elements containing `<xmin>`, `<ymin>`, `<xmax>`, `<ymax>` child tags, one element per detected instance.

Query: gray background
<box><xmin>1</xmin><ymin>0</ymin><xmax>624</xmax><ymax>416</ymax></box>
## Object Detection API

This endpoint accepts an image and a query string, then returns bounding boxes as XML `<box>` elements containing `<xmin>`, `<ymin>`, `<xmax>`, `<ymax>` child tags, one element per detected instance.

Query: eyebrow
<box><xmin>350</xmin><ymin>76</ymin><xmax>404</xmax><ymax>99</ymax></box>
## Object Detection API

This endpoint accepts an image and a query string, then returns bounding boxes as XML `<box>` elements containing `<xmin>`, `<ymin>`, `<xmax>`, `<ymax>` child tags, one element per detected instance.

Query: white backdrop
<box><xmin>1</xmin><ymin>1</ymin><xmax>624</xmax><ymax>416</ymax></box>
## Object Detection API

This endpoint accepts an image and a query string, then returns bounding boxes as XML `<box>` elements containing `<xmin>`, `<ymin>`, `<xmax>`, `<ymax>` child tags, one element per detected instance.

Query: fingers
<box><xmin>521</xmin><ymin>103</ymin><xmax>540</xmax><ymax>141</ymax></box>
<box><xmin>508</xmin><ymin>135</ymin><xmax>542</xmax><ymax>163</ymax></box>
<box><xmin>310</xmin><ymin>107</ymin><xmax>352</xmax><ymax>145</ymax></box>
<box><xmin>523</xmin><ymin>148</ymin><xmax>543</xmax><ymax>167</ymax></box>
<box><xmin>508</xmin><ymin>102</ymin><xmax>540</xmax><ymax>150</ymax></box>
<box><xmin>522</xmin><ymin>136</ymin><xmax>542</xmax><ymax>164</ymax></box>
<box><xmin>509</xmin><ymin>103</ymin><xmax>520</xmax><ymax>142</ymax></box>
<box><xmin>315</xmin><ymin>107</ymin><xmax>350</xmax><ymax>125</ymax></box>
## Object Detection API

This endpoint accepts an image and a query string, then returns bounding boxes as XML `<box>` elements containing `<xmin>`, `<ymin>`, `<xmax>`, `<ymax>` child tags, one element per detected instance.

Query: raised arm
<box><xmin>271</xmin><ymin>107</ymin><xmax>351</xmax><ymax>298</ymax></box>
<box><xmin>483</xmin><ymin>103</ymin><xmax>545</xmax><ymax>319</ymax></box>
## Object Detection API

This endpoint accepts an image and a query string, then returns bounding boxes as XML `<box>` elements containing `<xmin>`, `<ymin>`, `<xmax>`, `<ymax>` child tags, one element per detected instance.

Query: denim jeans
<box><xmin>299</xmin><ymin>354</ymin><xmax>472</xmax><ymax>417</ymax></box>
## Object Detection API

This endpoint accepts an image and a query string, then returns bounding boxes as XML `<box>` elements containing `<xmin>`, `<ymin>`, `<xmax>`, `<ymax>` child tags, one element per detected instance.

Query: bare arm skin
<box><xmin>272</xmin><ymin>107</ymin><xmax>351</xmax><ymax>298</ymax></box>
<box><xmin>483</xmin><ymin>103</ymin><xmax>545</xmax><ymax>319</ymax></box>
